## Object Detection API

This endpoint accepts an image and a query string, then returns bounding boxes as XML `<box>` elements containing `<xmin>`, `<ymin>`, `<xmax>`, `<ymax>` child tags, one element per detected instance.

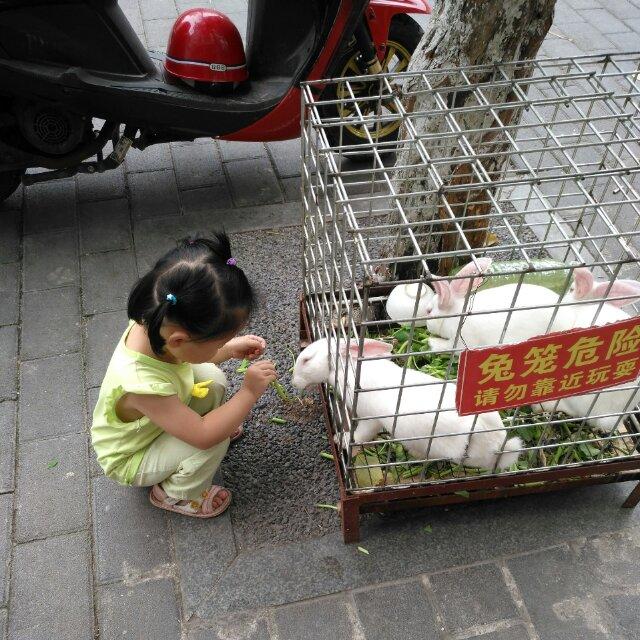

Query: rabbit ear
<box><xmin>593</xmin><ymin>279</ymin><xmax>640</xmax><ymax>307</ymax></box>
<box><xmin>572</xmin><ymin>268</ymin><xmax>594</xmax><ymax>299</ymax></box>
<box><xmin>340</xmin><ymin>339</ymin><xmax>393</xmax><ymax>358</ymax></box>
<box><xmin>432</xmin><ymin>278</ymin><xmax>452</xmax><ymax>310</ymax></box>
<box><xmin>451</xmin><ymin>257</ymin><xmax>492</xmax><ymax>297</ymax></box>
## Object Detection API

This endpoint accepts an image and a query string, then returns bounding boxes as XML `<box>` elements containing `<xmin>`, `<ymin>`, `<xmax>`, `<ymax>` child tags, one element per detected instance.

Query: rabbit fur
<box><xmin>292</xmin><ymin>337</ymin><xmax>522</xmax><ymax>470</ymax></box>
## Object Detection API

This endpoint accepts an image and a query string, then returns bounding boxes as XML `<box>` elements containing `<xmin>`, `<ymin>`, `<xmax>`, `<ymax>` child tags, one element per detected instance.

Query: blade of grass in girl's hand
<box><xmin>236</xmin><ymin>359</ymin><xmax>250</xmax><ymax>373</ymax></box>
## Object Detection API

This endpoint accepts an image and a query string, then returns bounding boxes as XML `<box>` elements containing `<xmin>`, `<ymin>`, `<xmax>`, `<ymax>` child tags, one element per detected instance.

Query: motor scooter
<box><xmin>0</xmin><ymin>0</ymin><xmax>430</xmax><ymax>202</ymax></box>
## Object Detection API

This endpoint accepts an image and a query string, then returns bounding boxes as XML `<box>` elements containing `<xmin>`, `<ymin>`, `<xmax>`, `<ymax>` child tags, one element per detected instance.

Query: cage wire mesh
<box><xmin>300</xmin><ymin>53</ymin><xmax>640</xmax><ymax>495</ymax></box>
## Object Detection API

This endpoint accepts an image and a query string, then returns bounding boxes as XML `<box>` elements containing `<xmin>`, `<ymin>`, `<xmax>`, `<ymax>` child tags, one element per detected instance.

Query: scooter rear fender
<box><xmin>366</xmin><ymin>0</ymin><xmax>430</xmax><ymax>58</ymax></box>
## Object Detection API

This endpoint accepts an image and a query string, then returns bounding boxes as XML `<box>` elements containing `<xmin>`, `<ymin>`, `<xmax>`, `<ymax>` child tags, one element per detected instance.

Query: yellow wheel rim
<box><xmin>336</xmin><ymin>39</ymin><xmax>411</xmax><ymax>141</ymax></box>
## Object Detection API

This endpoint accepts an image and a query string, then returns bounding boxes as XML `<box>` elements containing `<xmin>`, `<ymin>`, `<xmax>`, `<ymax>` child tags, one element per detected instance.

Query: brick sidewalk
<box><xmin>2</xmin><ymin>1</ymin><xmax>640</xmax><ymax>639</ymax></box>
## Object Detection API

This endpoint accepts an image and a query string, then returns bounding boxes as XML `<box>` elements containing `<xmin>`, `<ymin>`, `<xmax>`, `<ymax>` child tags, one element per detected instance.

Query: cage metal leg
<box><xmin>622</xmin><ymin>482</ymin><xmax>640</xmax><ymax>509</ymax></box>
<box><xmin>340</xmin><ymin>498</ymin><xmax>361</xmax><ymax>543</ymax></box>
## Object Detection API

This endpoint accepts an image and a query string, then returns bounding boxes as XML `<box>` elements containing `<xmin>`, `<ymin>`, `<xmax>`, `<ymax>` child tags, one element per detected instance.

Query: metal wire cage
<box><xmin>300</xmin><ymin>53</ymin><xmax>640</xmax><ymax>542</ymax></box>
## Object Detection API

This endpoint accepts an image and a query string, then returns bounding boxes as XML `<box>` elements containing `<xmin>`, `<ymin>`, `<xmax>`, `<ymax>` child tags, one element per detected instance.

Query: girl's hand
<box><xmin>225</xmin><ymin>335</ymin><xmax>266</xmax><ymax>360</ymax></box>
<box><xmin>242</xmin><ymin>360</ymin><xmax>277</xmax><ymax>400</ymax></box>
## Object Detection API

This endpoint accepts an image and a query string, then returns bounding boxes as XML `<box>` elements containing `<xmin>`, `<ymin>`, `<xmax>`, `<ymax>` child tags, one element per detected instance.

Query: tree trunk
<box><xmin>388</xmin><ymin>0</ymin><xmax>556</xmax><ymax>279</ymax></box>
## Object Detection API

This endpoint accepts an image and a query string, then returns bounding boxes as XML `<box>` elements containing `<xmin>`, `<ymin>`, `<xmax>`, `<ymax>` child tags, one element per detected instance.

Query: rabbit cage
<box><xmin>299</xmin><ymin>53</ymin><xmax>640</xmax><ymax>542</ymax></box>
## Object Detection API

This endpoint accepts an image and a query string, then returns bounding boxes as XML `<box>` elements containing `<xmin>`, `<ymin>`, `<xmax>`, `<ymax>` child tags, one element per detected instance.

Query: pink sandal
<box><xmin>149</xmin><ymin>484</ymin><xmax>231</xmax><ymax>519</ymax></box>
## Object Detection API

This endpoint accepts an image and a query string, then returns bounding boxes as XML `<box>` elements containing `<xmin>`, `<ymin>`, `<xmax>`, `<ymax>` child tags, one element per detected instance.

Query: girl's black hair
<box><xmin>128</xmin><ymin>232</ymin><xmax>254</xmax><ymax>355</ymax></box>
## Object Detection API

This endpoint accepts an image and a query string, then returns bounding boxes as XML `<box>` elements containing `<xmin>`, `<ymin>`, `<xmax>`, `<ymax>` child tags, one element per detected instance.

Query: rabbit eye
<box><xmin>426</xmin><ymin>306</ymin><xmax>433</xmax><ymax>315</ymax></box>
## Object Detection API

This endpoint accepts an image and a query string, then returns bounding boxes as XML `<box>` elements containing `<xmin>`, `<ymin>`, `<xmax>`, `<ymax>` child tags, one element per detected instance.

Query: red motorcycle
<box><xmin>0</xmin><ymin>0</ymin><xmax>430</xmax><ymax>201</ymax></box>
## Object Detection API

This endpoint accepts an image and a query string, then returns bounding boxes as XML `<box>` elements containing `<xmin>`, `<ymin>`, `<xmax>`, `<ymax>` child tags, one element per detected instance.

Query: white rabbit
<box><xmin>535</xmin><ymin>268</ymin><xmax>640</xmax><ymax>432</ymax></box>
<box><xmin>386</xmin><ymin>282</ymin><xmax>435</xmax><ymax>326</ymax></box>
<box><xmin>292</xmin><ymin>337</ymin><xmax>523</xmax><ymax>470</ymax></box>
<box><xmin>424</xmin><ymin>258</ymin><xmax>561</xmax><ymax>352</ymax></box>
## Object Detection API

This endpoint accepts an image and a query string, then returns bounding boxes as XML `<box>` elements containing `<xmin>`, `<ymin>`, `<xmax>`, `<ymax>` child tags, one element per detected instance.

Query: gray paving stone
<box><xmin>19</xmin><ymin>353</ymin><xmax>84</xmax><ymax>442</ymax></box>
<box><xmin>218</xmin><ymin>140</ymin><xmax>268</xmax><ymax>162</ymax></box>
<box><xmin>609</xmin><ymin>30</ymin><xmax>640</xmax><ymax>52</ymax></box>
<box><xmin>0</xmin><ymin>494</ymin><xmax>11</xmax><ymax>607</ymax></box>
<box><xmin>0</xmin><ymin>609</ymin><xmax>6</xmax><ymax>640</ymax></box>
<box><xmin>0</xmin><ymin>262</ymin><xmax>18</xmax><ymax>326</ymax></box>
<box><xmin>23</xmin><ymin>230</ymin><xmax>78</xmax><ymax>291</ymax></box>
<box><xmin>76</xmin><ymin>166</ymin><xmax>126</xmax><ymax>202</ymax></box>
<box><xmin>9</xmin><ymin>531</ymin><xmax>93</xmax><ymax>640</ymax></box>
<box><xmin>273</xmin><ymin>596</ymin><xmax>354</xmax><ymax>640</ymax></box>
<box><xmin>140</xmin><ymin>0</ymin><xmax>177</xmax><ymax>20</ymax></box>
<box><xmin>143</xmin><ymin>18</ymin><xmax>174</xmax><ymax>50</ymax></box>
<box><xmin>0</xmin><ymin>402</ymin><xmax>16</xmax><ymax>494</ymax></box>
<box><xmin>198</xmin><ymin>480</ymin><xmax>640</xmax><ymax>618</ymax></box>
<box><xmin>172</xmin><ymin>510</ymin><xmax>237</xmax><ymax>617</ymax></box>
<box><xmin>180</xmin><ymin>186</ymin><xmax>234</xmax><ymax>215</ymax></box>
<box><xmin>573</xmin><ymin>529</ymin><xmax>640</xmax><ymax>591</ymax></box>
<box><xmin>266</xmin><ymin>139</ymin><xmax>302</xmax><ymax>178</ymax></box>
<box><xmin>187</xmin><ymin>613</ymin><xmax>271</xmax><ymax>640</ymax></box>
<box><xmin>129</xmin><ymin>169</ymin><xmax>180</xmax><ymax>219</ymax></box>
<box><xmin>81</xmin><ymin>249</ymin><xmax>138</xmax><ymax>314</ymax></box>
<box><xmin>281</xmin><ymin>176</ymin><xmax>302</xmax><ymax>202</ymax></box>
<box><xmin>226</xmin><ymin>157</ymin><xmax>283</xmax><ymax>207</ymax></box>
<box><xmin>622</xmin><ymin>17</ymin><xmax>640</xmax><ymax>32</ymax></box>
<box><xmin>507</xmin><ymin>545</ymin><xmax>609</xmax><ymax>640</ymax></box>
<box><xmin>0</xmin><ymin>326</ymin><xmax>17</xmax><ymax>401</ymax></box>
<box><xmin>87</xmin><ymin>388</ymin><xmax>103</xmax><ymax>477</ymax></box>
<box><xmin>579</xmin><ymin>8</ymin><xmax>631</xmax><ymax>32</ymax></box>
<box><xmin>125</xmin><ymin>143</ymin><xmax>173</xmax><ymax>173</ymax></box>
<box><xmin>559</xmin><ymin>22</ymin><xmax>616</xmax><ymax>52</ymax></box>
<box><xmin>540</xmin><ymin>37</ymin><xmax>585</xmax><ymax>58</ymax></box>
<box><xmin>85</xmin><ymin>310</ymin><xmax>128</xmax><ymax>388</ymax></box>
<box><xmin>430</xmin><ymin>564</ymin><xmax>519</xmax><ymax>633</ymax></box>
<box><xmin>172</xmin><ymin>142</ymin><xmax>226</xmax><ymax>190</ymax></box>
<box><xmin>20</xmin><ymin>287</ymin><xmax>81</xmax><ymax>360</ymax></box>
<box><xmin>24</xmin><ymin>178</ymin><xmax>77</xmax><ymax>234</ymax></box>
<box><xmin>467</xmin><ymin>627</ymin><xmax>530</xmax><ymax>640</ymax></box>
<box><xmin>566</xmin><ymin>0</ymin><xmax>604</xmax><ymax>7</ymax></box>
<box><xmin>603</xmin><ymin>0</ymin><xmax>640</xmax><ymax>19</ymax></box>
<box><xmin>98</xmin><ymin>579</ymin><xmax>180</xmax><ymax>640</ymax></box>
<box><xmin>15</xmin><ymin>433</ymin><xmax>88</xmax><ymax>542</ymax></box>
<box><xmin>93</xmin><ymin>475</ymin><xmax>171</xmax><ymax>584</ymax></box>
<box><xmin>605</xmin><ymin>593</ymin><xmax>640</xmax><ymax>640</ymax></box>
<box><xmin>0</xmin><ymin>209</ymin><xmax>20</xmax><ymax>264</ymax></box>
<box><xmin>354</xmin><ymin>580</ymin><xmax>439</xmax><ymax>640</ymax></box>
<box><xmin>79</xmin><ymin>198</ymin><xmax>132</xmax><ymax>254</ymax></box>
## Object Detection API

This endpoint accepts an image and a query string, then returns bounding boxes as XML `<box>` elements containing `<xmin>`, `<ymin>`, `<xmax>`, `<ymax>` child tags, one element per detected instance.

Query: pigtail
<box><xmin>146</xmin><ymin>297</ymin><xmax>173</xmax><ymax>355</ymax></box>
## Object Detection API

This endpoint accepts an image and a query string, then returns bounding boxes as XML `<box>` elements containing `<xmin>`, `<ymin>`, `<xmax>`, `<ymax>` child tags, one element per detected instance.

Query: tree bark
<box><xmin>388</xmin><ymin>0</ymin><xmax>556</xmax><ymax>279</ymax></box>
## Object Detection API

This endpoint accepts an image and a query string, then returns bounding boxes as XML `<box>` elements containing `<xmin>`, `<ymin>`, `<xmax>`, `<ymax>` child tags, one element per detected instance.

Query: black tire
<box><xmin>320</xmin><ymin>15</ymin><xmax>423</xmax><ymax>162</ymax></box>
<box><xmin>0</xmin><ymin>170</ymin><xmax>22</xmax><ymax>203</ymax></box>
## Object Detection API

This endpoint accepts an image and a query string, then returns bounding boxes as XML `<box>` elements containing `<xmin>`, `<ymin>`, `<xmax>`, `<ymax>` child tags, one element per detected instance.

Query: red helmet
<box><xmin>165</xmin><ymin>9</ymin><xmax>248</xmax><ymax>84</ymax></box>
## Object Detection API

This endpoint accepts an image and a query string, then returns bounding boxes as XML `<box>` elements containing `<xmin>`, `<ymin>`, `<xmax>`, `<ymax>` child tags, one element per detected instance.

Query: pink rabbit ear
<box><xmin>341</xmin><ymin>338</ymin><xmax>393</xmax><ymax>358</ymax></box>
<box><xmin>572</xmin><ymin>268</ymin><xmax>594</xmax><ymax>300</ymax></box>
<box><xmin>451</xmin><ymin>258</ymin><xmax>491</xmax><ymax>297</ymax></box>
<box><xmin>593</xmin><ymin>279</ymin><xmax>640</xmax><ymax>308</ymax></box>
<box><xmin>432</xmin><ymin>278</ymin><xmax>452</xmax><ymax>310</ymax></box>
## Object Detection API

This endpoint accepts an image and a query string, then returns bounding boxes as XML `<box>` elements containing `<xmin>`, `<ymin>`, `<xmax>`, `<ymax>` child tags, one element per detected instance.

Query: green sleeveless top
<box><xmin>91</xmin><ymin>322</ymin><xmax>194</xmax><ymax>485</ymax></box>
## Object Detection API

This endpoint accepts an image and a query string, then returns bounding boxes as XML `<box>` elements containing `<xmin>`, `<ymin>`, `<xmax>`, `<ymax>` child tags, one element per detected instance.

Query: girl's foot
<box><xmin>149</xmin><ymin>484</ymin><xmax>231</xmax><ymax>519</ymax></box>
<box><xmin>230</xmin><ymin>425</ymin><xmax>244</xmax><ymax>442</ymax></box>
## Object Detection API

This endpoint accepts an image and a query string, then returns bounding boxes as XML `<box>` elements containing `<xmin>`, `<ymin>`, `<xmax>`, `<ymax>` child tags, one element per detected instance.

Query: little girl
<box><xmin>91</xmin><ymin>233</ymin><xmax>277</xmax><ymax>518</ymax></box>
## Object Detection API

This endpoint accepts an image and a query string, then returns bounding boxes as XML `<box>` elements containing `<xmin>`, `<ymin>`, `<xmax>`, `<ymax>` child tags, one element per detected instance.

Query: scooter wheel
<box><xmin>320</xmin><ymin>14</ymin><xmax>423</xmax><ymax>162</ymax></box>
<box><xmin>0</xmin><ymin>170</ymin><xmax>22</xmax><ymax>204</ymax></box>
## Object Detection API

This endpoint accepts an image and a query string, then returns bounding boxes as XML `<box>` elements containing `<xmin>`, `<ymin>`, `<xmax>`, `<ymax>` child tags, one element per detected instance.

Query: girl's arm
<box><xmin>125</xmin><ymin>360</ymin><xmax>276</xmax><ymax>449</ymax></box>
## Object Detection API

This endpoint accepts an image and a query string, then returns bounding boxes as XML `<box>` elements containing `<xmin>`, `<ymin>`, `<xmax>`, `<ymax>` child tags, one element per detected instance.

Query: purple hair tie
<box><xmin>226</xmin><ymin>258</ymin><xmax>237</xmax><ymax>266</ymax></box>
